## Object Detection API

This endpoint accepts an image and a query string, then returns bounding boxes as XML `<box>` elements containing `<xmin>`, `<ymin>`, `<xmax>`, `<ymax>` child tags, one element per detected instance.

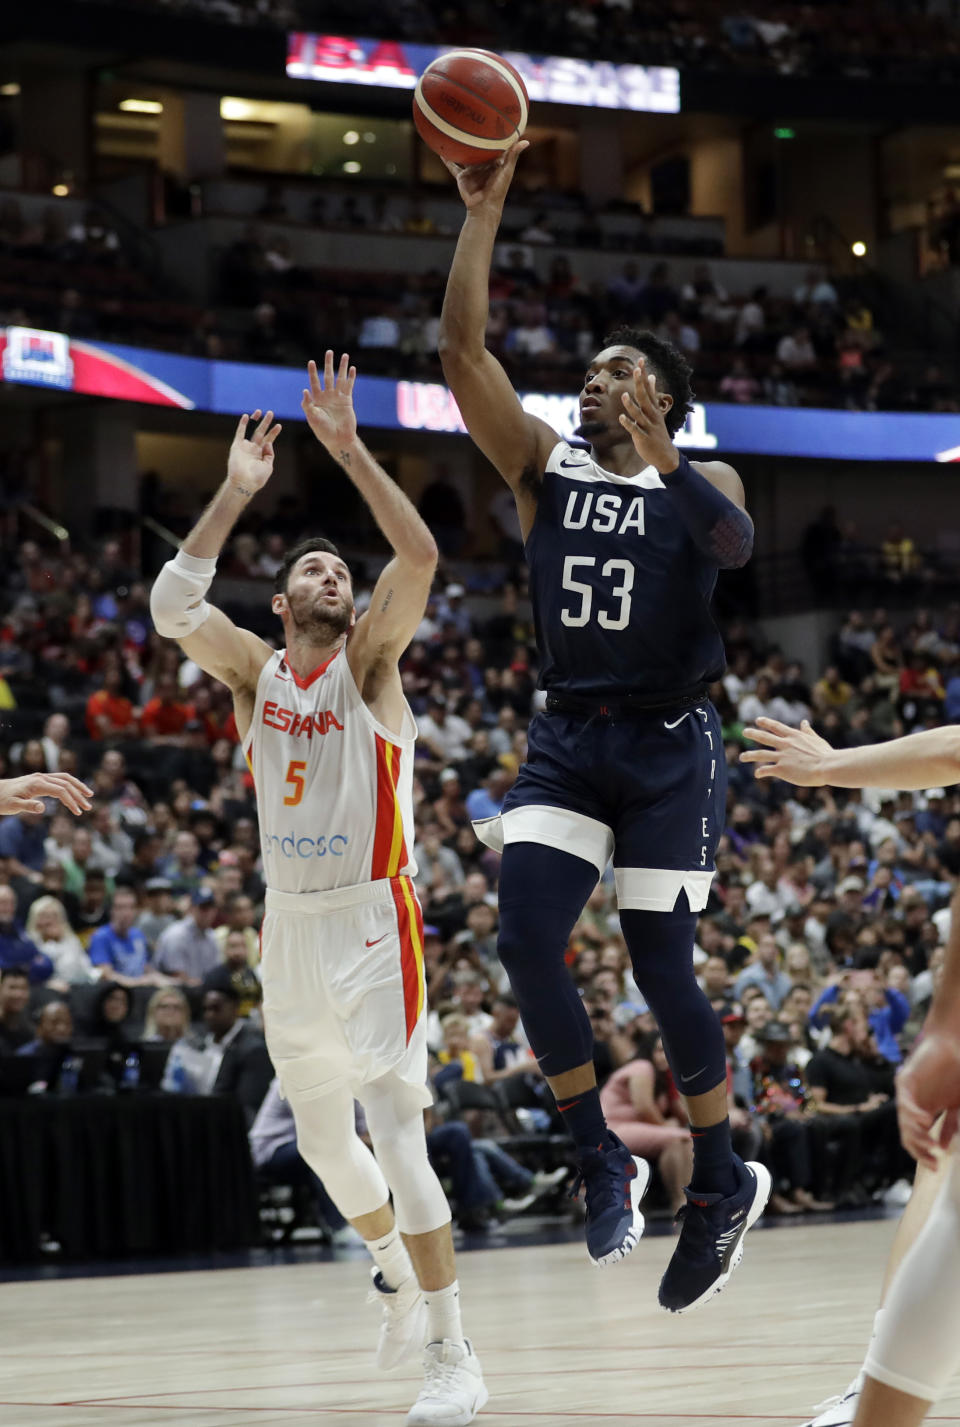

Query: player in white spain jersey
<box><xmin>149</xmin><ymin>353</ymin><xmax>486</xmax><ymax>1427</ymax></box>
<box><xmin>744</xmin><ymin>717</ymin><xmax>960</xmax><ymax>1427</ymax></box>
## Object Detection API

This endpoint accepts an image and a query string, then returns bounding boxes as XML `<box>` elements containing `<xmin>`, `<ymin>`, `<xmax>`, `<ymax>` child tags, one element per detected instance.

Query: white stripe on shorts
<box><xmin>473</xmin><ymin>804</ymin><xmax>614</xmax><ymax>877</ymax></box>
<box><xmin>614</xmin><ymin>866</ymin><xmax>715</xmax><ymax>913</ymax></box>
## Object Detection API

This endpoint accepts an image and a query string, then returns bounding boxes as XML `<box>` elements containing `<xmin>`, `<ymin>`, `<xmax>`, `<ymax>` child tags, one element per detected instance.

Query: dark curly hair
<box><xmin>599</xmin><ymin>326</ymin><xmax>695</xmax><ymax>438</ymax></box>
<box><xmin>273</xmin><ymin>537</ymin><xmax>343</xmax><ymax>595</ymax></box>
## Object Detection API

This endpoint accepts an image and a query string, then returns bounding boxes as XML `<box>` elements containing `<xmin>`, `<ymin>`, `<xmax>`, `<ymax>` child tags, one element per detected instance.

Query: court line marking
<box><xmin>7</xmin><ymin>1407</ymin><xmax>959</xmax><ymax>1422</ymax></box>
<box><xmin>42</xmin><ymin>1363</ymin><xmax>864</xmax><ymax>1406</ymax></box>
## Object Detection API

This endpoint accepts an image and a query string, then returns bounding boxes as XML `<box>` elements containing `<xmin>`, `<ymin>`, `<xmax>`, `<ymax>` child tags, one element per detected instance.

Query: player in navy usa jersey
<box><xmin>439</xmin><ymin>141</ymin><xmax>770</xmax><ymax>1314</ymax></box>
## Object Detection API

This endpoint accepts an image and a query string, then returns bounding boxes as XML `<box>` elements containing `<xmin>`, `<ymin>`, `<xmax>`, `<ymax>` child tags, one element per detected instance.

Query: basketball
<box><xmin>413</xmin><ymin>49</ymin><xmax>529</xmax><ymax>167</ymax></box>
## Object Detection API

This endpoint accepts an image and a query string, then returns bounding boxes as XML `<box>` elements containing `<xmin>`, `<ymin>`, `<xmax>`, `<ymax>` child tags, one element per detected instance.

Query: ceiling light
<box><xmin>51</xmin><ymin>184</ymin><xmax>70</xmax><ymax>197</ymax></box>
<box><xmin>363</xmin><ymin>131</ymin><xmax>376</xmax><ymax>143</ymax></box>
<box><xmin>343</xmin><ymin>161</ymin><xmax>362</xmax><ymax>174</ymax></box>
<box><xmin>851</xmin><ymin>241</ymin><xmax>867</xmax><ymax>258</ymax></box>
<box><xmin>221</xmin><ymin>97</ymin><xmax>254</xmax><ymax>121</ymax></box>
<box><xmin>343</xmin><ymin>130</ymin><xmax>360</xmax><ymax>145</ymax></box>
<box><xmin>0</xmin><ymin>83</ymin><xmax>20</xmax><ymax>97</ymax></box>
<box><xmin>119</xmin><ymin>98</ymin><xmax>163</xmax><ymax>114</ymax></box>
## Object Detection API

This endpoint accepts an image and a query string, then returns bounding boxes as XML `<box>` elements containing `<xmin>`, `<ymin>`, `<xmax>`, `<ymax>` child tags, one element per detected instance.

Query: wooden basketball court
<box><xmin>3</xmin><ymin>1218</ymin><xmax>959</xmax><ymax>1425</ymax></box>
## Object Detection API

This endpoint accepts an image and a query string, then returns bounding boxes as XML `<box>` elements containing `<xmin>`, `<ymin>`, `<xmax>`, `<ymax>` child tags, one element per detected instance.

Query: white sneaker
<box><xmin>531</xmin><ymin>1167</ymin><xmax>569</xmax><ymax>1196</ymax></box>
<box><xmin>367</xmin><ymin>1269</ymin><xmax>427</xmax><ymax>1371</ymax></box>
<box><xmin>501</xmin><ymin>1191</ymin><xmax>537</xmax><ymax>1214</ymax></box>
<box><xmin>406</xmin><ymin>1338</ymin><xmax>488</xmax><ymax>1426</ymax></box>
<box><xmin>801</xmin><ymin>1373</ymin><xmax>863</xmax><ymax>1427</ymax></box>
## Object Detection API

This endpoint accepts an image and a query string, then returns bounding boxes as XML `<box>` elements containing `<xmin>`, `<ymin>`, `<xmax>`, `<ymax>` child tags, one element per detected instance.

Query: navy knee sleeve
<box><xmin>619</xmin><ymin>904</ymin><xmax>727</xmax><ymax>1096</ymax></box>
<box><xmin>497</xmin><ymin>842</ymin><xmax>599</xmax><ymax>1076</ymax></box>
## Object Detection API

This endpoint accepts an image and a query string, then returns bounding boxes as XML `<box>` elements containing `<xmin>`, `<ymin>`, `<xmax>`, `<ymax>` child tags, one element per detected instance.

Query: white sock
<box><xmin>423</xmin><ymin>1280</ymin><xmax>465</xmax><ymax>1347</ymax></box>
<box><xmin>367</xmin><ymin>1226</ymin><xmax>413</xmax><ymax>1291</ymax></box>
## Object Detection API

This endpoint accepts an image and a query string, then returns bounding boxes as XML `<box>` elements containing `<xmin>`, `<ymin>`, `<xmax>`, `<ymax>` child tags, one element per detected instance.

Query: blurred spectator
<box><xmin>599</xmin><ymin>1037</ymin><xmax>692</xmax><ymax>1211</ymax></box>
<box><xmin>88</xmin><ymin>886</ymin><xmax>158</xmax><ymax>987</ymax></box>
<box><xmin>0</xmin><ymin>884</ymin><xmax>51</xmax><ymax>983</ymax></box>
<box><xmin>776</xmin><ymin>326</ymin><xmax>818</xmax><ymax>372</ymax></box>
<box><xmin>162</xmin><ymin>984</ymin><xmax>273</xmax><ymax>1127</ymax></box>
<box><xmin>0</xmin><ymin>966</ymin><xmax>32</xmax><ymax>1052</ymax></box>
<box><xmin>204</xmin><ymin>930</ymin><xmax>262</xmax><ymax>1019</ymax></box>
<box><xmin>155</xmin><ymin>887</ymin><xmax>221</xmax><ymax>986</ymax></box>
<box><xmin>143</xmin><ymin>986</ymin><xmax>191</xmax><ymax>1043</ymax></box>
<box><xmin>719</xmin><ymin>357</ymin><xmax>759</xmax><ymax>404</ymax></box>
<box><xmin>25</xmin><ymin>895</ymin><xmax>96</xmax><ymax>986</ymax></box>
<box><xmin>16</xmin><ymin>1000</ymin><xmax>74</xmax><ymax>1084</ymax></box>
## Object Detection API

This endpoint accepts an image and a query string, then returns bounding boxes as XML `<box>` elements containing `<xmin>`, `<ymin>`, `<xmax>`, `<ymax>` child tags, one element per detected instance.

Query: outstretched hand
<box><xmin>618</xmin><ymin>358</ymin><xmax>679</xmax><ymax>475</ymax></box>
<box><xmin>302</xmin><ymin>352</ymin><xmax>358</xmax><ymax>455</ymax></box>
<box><xmin>227</xmin><ymin>409</ymin><xmax>282</xmax><ymax>496</ymax></box>
<box><xmin>0</xmin><ymin>772</ymin><xmax>93</xmax><ymax>817</ymax></box>
<box><xmin>443</xmin><ymin>139</ymin><xmax>529</xmax><ymax>215</ymax></box>
<box><xmin>741</xmin><ymin>717</ymin><xmax>832</xmax><ymax>786</ymax></box>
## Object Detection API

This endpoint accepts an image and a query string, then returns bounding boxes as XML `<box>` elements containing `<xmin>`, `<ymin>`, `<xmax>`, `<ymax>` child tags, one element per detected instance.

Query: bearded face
<box><xmin>279</xmin><ymin>551</ymin><xmax>355</xmax><ymax>640</ymax></box>
<box><xmin>286</xmin><ymin>579</ymin><xmax>354</xmax><ymax>638</ymax></box>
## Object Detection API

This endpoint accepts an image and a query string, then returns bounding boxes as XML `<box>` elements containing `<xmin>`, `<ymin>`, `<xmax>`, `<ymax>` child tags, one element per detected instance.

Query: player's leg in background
<box><xmin>852</xmin><ymin>1149</ymin><xmax>960</xmax><ymax>1427</ymax></box>
<box><xmin>620</xmin><ymin>897</ymin><xmax>771</xmax><ymax>1311</ymax></box>
<box><xmin>798</xmin><ymin>1128</ymin><xmax>948</xmax><ymax>1427</ymax></box>
<box><xmin>497</xmin><ymin>841</ymin><xmax>604</xmax><ymax>1142</ymax></box>
<box><xmin>281</xmin><ymin>1074</ymin><xmax>430</xmax><ymax>1372</ymax></box>
<box><xmin>620</xmin><ymin>898</ymin><xmax>735</xmax><ymax>1194</ymax></box>
<box><xmin>498</xmin><ymin>839</ymin><xmax>650</xmax><ymax>1265</ymax></box>
<box><xmin>362</xmin><ymin>1073</ymin><xmax>488</xmax><ymax>1426</ymax></box>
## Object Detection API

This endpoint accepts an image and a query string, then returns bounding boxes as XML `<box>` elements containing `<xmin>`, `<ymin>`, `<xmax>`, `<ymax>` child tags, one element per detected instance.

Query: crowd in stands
<box><xmin>2</xmin><ymin>184</ymin><xmax>954</xmax><ymax>414</ymax></box>
<box><xmin>1</xmin><ymin>511</ymin><xmax>957</xmax><ymax>1246</ymax></box>
<box><xmin>82</xmin><ymin>0</ymin><xmax>960</xmax><ymax>86</ymax></box>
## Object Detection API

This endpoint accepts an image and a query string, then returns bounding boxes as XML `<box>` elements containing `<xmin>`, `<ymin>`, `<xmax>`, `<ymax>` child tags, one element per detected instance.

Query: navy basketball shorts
<box><xmin>474</xmin><ymin>701</ymin><xmax>727</xmax><ymax>913</ymax></box>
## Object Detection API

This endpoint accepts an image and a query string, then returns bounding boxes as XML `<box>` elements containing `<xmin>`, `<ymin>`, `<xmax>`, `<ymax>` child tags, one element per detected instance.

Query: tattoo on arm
<box><xmin>339</xmin><ymin>450</ymin><xmax>352</xmax><ymax>466</ymax></box>
<box><xmin>380</xmin><ymin>588</ymin><xmax>394</xmax><ymax>613</ymax></box>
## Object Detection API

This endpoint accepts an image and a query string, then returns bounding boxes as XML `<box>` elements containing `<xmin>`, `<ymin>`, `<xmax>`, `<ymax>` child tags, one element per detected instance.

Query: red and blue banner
<box><xmin>3</xmin><ymin>324</ymin><xmax>960</xmax><ymax>464</ymax></box>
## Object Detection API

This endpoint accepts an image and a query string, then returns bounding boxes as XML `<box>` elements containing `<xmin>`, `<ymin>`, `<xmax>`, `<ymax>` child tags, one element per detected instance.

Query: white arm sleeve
<box><xmin>149</xmin><ymin>550</ymin><xmax>217</xmax><ymax>638</ymax></box>
<box><xmin>864</xmin><ymin>1148</ymin><xmax>960</xmax><ymax>1402</ymax></box>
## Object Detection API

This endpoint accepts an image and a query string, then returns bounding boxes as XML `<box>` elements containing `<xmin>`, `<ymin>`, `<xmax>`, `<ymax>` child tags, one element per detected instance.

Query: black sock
<box><xmin>689</xmin><ymin>1117</ymin><xmax>737</xmax><ymax>1197</ymax></box>
<box><xmin>556</xmin><ymin>1086</ymin><xmax>609</xmax><ymax>1153</ymax></box>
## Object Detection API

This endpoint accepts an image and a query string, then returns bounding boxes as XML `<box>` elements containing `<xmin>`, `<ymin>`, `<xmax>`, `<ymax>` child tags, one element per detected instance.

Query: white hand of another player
<box><xmin>0</xmin><ymin>772</ymin><xmax>93</xmax><ymax>816</ymax></box>
<box><xmin>226</xmin><ymin>409</ymin><xmax>282</xmax><ymax>496</ymax></box>
<box><xmin>302</xmin><ymin>352</ymin><xmax>358</xmax><ymax>456</ymax></box>
<box><xmin>740</xmin><ymin>716</ymin><xmax>833</xmax><ymax>786</ymax></box>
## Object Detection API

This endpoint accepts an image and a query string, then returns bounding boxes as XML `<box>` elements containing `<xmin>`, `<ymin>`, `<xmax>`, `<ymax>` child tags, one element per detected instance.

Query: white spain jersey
<box><xmin>244</xmin><ymin>647</ymin><xmax>418</xmax><ymax>895</ymax></box>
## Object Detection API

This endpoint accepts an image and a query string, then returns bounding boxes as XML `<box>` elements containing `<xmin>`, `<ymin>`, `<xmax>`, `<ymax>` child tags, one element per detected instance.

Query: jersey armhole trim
<box><xmin>340</xmin><ymin>644</ymin><xmax>417</xmax><ymax>747</ymax></box>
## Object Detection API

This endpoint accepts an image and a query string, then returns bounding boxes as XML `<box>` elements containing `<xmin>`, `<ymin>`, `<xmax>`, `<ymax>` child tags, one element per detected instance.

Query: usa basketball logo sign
<box><xmin>2</xmin><ymin>326</ymin><xmax>74</xmax><ymax>390</ymax></box>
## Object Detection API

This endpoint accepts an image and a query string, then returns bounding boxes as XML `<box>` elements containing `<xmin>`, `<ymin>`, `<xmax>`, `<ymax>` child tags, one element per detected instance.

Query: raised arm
<box><xmin>300</xmin><ymin>354</ymin><xmax>437</xmax><ymax>691</ymax></box>
<box><xmin>438</xmin><ymin>143</ymin><xmax>558</xmax><ymax>537</ymax></box>
<box><xmin>741</xmin><ymin>718</ymin><xmax>960</xmax><ymax>789</ymax></box>
<box><xmin>149</xmin><ymin>411</ymin><xmax>281</xmax><ymax>699</ymax></box>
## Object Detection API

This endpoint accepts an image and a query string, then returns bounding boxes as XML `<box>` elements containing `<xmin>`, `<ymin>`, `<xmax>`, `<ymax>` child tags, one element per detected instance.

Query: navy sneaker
<box><xmin>570</xmin><ymin>1132</ymin><xmax>650</xmax><ymax>1267</ymax></box>
<box><xmin>658</xmin><ymin>1157</ymin><xmax>771</xmax><ymax>1313</ymax></box>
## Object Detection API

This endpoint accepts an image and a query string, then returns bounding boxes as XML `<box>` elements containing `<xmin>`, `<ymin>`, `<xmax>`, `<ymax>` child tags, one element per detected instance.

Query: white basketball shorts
<box><xmin>260</xmin><ymin>874</ymin><xmax>431</xmax><ymax>1110</ymax></box>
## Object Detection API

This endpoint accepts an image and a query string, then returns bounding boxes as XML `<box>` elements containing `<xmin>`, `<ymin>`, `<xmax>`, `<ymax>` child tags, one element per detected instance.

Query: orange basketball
<box><xmin>413</xmin><ymin>49</ymin><xmax>529</xmax><ymax>167</ymax></box>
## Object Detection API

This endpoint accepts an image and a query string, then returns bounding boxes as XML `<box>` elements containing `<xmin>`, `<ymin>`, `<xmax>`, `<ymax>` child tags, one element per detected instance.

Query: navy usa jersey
<box><xmin>525</xmin><ymin>440</ymin><xmax>726</xmax><ymax>699</ymax></box>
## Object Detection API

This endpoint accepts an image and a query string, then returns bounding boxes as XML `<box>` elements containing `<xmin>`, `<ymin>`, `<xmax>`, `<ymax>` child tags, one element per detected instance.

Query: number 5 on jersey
<box><xmin>561</xmin><ymin>555</ymin><xmax>635</xmax><ymax>630</ymax></box>
<box><xmin>284</xmin><ymin>759</ymin><xmax>307</xmax><ymax>807</ymax></box>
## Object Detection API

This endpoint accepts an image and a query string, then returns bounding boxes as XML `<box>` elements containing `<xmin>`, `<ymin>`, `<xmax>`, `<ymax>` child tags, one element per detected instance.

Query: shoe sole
<box><xmin>405</xmin><ymin>1377</ymin><xmax>489</xmax><ymax>1425</ymax></box>
<box><xmin>376</xmin><ymin>1295</ymin><xmax>427</xmax><ymax>1372</ymax></box>
<box><xmin>590</xmin><ymin>1157</ymin><xmax>651</xmax><ymax>1268</ymax></box>
<box><xmin>801</xmin><ymin>1390</ymin><xmax>861</xmax><ymax>1427</ymax></box>
<box><xmin>662</xmin><ymin>1161</ymin><xmax>773</xmax><ymax>1314</ymax></box>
